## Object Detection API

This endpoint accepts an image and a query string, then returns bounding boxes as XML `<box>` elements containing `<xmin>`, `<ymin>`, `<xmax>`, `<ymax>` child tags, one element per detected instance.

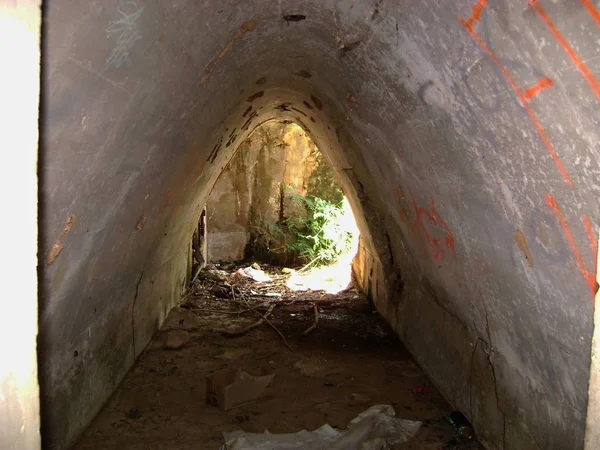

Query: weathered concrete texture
<box><xmin>207</xmin><ymin>121</ymin><xmax>332</xmax><ymax>262</ymax></box>
<box><xmin>40</xmin><ymin>1</ymin><xmax>599</xmax><ymax>449</ymax></box>
<box><xmin>208</xmin><ymin>232</ymin><xmax>250</xmax><ymax>262</ymax></box>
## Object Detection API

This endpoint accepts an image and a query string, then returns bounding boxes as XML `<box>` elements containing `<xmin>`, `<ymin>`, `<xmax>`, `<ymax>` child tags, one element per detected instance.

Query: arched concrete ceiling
<box><xmin>40</xmin><ymin>1</ymin><xmax>599</xmax><ymax>449</ymax></box>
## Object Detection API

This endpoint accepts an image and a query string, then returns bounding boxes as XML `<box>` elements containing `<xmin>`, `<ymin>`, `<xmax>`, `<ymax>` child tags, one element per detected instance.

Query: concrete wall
<box><xmin>0</xmin><ymin>1</ymin><xmax>42</xmax><ymax>449</ymax></box>
<box><xmin>39</xmin><ymin>1</ymin><xmax>599</xmax><ymax>449</ymax></box>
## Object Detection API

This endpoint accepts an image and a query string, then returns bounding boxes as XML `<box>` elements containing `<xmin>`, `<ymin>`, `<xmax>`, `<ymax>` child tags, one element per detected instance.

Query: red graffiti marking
<box><xmin>583</xmin><ymin>215</ymin><xmax>598</xmax><ymax>255</ymax></box>
<box><xmin>459</xmin><ymin>8</ymin><xmax>572</xmax><ymax>187</ymax></box>
<box><xmin>529</xmin><ymin>0</ymin><xmax>600</xmax><ymax>98</ymax></box>
<box><xmin>461</xmin><ymin>0</ymin><xmax>488</xmax><ymax>31</ymax></box>
<box><xmin>401</xmin><ymin>187</ymin><xmax>456</xmax><ymax>261</ymax></box>
<box><xmin>546</xmin><ymin>194</ymin><xmax>595</xmax><ymax>293</ymax></box>
<box><xmin>523</xmin><ymin>77</ymin><xmax>553</xmax><ymax>99</ymax></box>
<box><xmin>582</xmin><ymin>0</ymin><xmax>600</xmax><ymax>27</ymax></box>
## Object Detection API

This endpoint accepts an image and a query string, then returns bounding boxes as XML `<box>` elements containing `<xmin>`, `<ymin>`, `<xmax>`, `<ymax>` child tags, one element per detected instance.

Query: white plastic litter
<box><xmin>221</xmin><ymin>404</ymin><xmax>422</xmax><ymax>450</ymax></box>
<box><xmin>236</xmin><ymin>267</ymin><xmax>272</xmax><ymax>283</ymax></box>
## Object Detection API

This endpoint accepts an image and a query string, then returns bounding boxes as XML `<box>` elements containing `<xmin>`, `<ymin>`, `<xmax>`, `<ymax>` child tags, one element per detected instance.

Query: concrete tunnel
<box><xmin>2</xmin><ymin>0</ymin><xmax>600</xmax><ymax>449</ymax></box>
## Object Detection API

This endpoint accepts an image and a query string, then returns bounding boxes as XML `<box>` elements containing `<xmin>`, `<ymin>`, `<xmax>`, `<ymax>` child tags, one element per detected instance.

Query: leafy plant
<box><xmin>306</xmin><ymin>151</ymin><xmax>343</xmax><ymax>204</ymax></box>
<box><xmin>250</xmin><ymin>186</ymin><xmax>356</xmax><ymax>268</ymax></box>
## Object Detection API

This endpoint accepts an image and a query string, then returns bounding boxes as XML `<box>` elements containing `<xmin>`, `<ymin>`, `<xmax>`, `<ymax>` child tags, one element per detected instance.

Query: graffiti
<box><xmin>458</xmin><ymin>1</ymin><xmax>572</xmax><ymax>186</ymax></box>
<box><xmin>395</xmin><ymin>186</ymin><xmax>456</xmax><ymax>261</ymax></box>
<box><xmin>459</xmin><ymin>0</ymin><xmax>598</xmax><ymax>293</ymax></box>
<box><xmin>546</xmin><ymin>194</ymin><xmax>596</xmax><ymax>294</ymax></box>
<box><xmin>584</xmin><ymin>215</ymin><xmax>598</xmax><ymax>256</ymax></box>
<box><xmin>461</xmin><ymin>0</ymin><xmax>487</xmax><ymax>31</ymax></box>
<box><xmin>458</xmin><ymin>0</ymin><xmax>543</xmax><ymax>115</ymax></box>
<box><xmin>105</xmin><ymin>1</ymin><xmax>144</xmax><ymax>69</ymax></box>
<box><xmin>529</xmin><ymin>0</ymin><xmax>600</xmax><ymax>98</ymax></box>
<box><xmin>523</xmin><ymin>77</ymin><xmax>553</xmax><ymax>100</ymax></box>
<box><xmin>582</xmin><ymin>0</ymin><xmax>600</xmax><ymax>26</ymax></box>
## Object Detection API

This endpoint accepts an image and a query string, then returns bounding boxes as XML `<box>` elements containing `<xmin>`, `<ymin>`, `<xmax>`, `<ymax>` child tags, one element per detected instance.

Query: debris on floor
<box><xmin>221</xmin><ymin>404</ymin><xmax>422</xmax><ymax>450</ymax></box>
<box><xmin>207</xmin><ymin>369</ymin><xmax>275</xmax><ymax>410</ymax></box>
<box><xmin>161</xmin><ymin>307</ymin><xmax>203</xmax><ymax>330</ymax></box>
<box><xmin>162</xmin><ymin>330</ymin><xmax>190</xmax><ymax>349</ymax></box>
<box><xmin>73</xmin><ymin>262</ymin><xmax>484</xmax><ymax>450</ymax></box>
<box><xmin>448</xmin><ymin>411</ymin><xmax>474</xmax><ymax>442</ymax></box>
<box><xmin>293</xmin><ymin>357</ymin><xmax>337</xmax><ymax>377</ymax></box>
<box><xmin>203</xmin><ymin>267</ymin><xmax>231</xmax><ymax>282</ymax></box>
<box><xmin>235</xmin><ymin>265</ymin><xmax>272</xmax><ymax>283</ymax></box>
<box><xmin>347</xmin><ymin>392</ymin><xmax>371</xmax><ymax>406</ymax></box>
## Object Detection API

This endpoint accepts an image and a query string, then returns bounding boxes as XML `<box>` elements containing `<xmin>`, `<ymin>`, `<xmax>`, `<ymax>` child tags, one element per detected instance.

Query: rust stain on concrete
<box><xmin>46</xmin><ymin>215</ymin><xmax>75</xmax><ymax>265</ymax></box>
<box><xmin>393</xmin><ymin>185</ymin><xmax>411</xmax><ymax>221</ymax></box>
<box><xmin>515</xmin><ymin>229</ymin><xmax>534</xmax><ymax>267</ymax></box>
<box><xmin>201</xmin><ymin>19</ymin><xmax>259</xmax><ymax>85</ymax></box>
<box><xmin>136</xmin><ymin>215</ymin><xmax>147</xmax><ymax>230</ymax></box>
<box><xmin>240</xmin><ymin>19</ymin><xmax>258</xmax><ymax>32</ymax></box>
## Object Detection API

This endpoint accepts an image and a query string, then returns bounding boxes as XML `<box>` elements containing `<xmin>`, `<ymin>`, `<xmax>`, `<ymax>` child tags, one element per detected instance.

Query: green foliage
<box><xmin>252</xmin><ymin>186</ymin><xmax>355</xmax><ymax>267</ymax></box>
<box><xmin>306</xmin><ymin>151</ymin><xmax>343</xmax><ymax>204</ymax></box>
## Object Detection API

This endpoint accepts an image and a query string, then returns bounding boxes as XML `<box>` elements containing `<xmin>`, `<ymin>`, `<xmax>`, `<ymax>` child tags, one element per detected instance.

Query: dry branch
<box><xmin>261</xmin><ymin>313</ymin><xmax>295</xmax><ymax>352</ymax></box>
<box><xmin>190</xmin><ymin>308</ymin><xmax>251</xmax><ymax>315</ymax></box>
<box><xmin>222</xmin><ymin>304</ymin><xmax>276</xmax><ymax>336</ymax></box>
<box><xmin>302</xmin><ymin>303</ymin><xmax>319</xmax><ymax>337</ymax></box>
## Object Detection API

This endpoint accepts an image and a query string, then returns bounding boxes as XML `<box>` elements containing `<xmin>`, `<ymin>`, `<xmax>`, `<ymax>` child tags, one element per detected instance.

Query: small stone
<box><xmin>348</xmin><ymin>393</ymin><xmax>371</xmax><ymax>406</ymax></box>
<box><xmin>234</xmin><ymin>414</ymin><xmax>249</xmax><ymax>423</ymax></box>
<box><xmin>125</xmin><ymin>407</ymin><xmax>141</xmax><ymax>419</ymax></box>
<box><xmin>161</xmin><ymin>308</ymin><xmax>202</xmax><ymax>330</ymax></box>
<box><xmin>215</xmin><ymin>348</ymin><xmax>252</xmax><ymax>359</ymax></box>
<box><xmin>203</xmin><ymin>269</ymin><xmax>229</xmax><ymax>282</ymax></box>
<box><xmin>163</xmin><ymin>330</ymin><xmax>190</xmax><ymax>349</ymax></box>
<box><xmin>210</xmin><ymin>285</ymin><xmax>230</xmax><ymax>298</ymax></box>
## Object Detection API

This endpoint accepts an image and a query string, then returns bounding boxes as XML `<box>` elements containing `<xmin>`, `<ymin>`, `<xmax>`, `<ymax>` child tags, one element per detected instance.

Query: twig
<box><xmin>302</xmin><ymin>304</ymin><xmax>319</xmax><ymax>337</ymax></box>
<box><xmin>232</xmin><ymin>290</ymin><xmax>268</xmax><ymax>315</ymax></box>
<box><xmin>250</xmin><ymin>292</ymin><xmax>282</xmax><ymax>298</ymax></box>
<box><xmin>190</xmin><ymin>308</ymin><xmax>251</xmax><ymax>315</ymax></box>
<box><xmin>265</xmin><ymin>298</ymin><xmax>341</xmax><ymax>306</ymax></box>
<box><xmin>261</xmin><ymin>313</ymin><xmax>295</xmax><ymax>352</ymax></box>
<box><xmin>222</xmin><ymin>304</ymin><xmax>276</xmax><ymax>336</ymax></box>
<box><xmin>190</xmin><ymin>265</ymin><xmax>202</xmax><ymax>284</ymax></box>
<box><xmin>238</xmin><ymin>289</ymin><xmax>252</xmax><ymax>309</ymax></box>
<box><xmin>238</xmin><ymin>295</ymin><xmax>295</xmax><ymax>351</ymax></box>
<box><xmin>298</xmin><ymin>256</ymin><xmax>322</xmax><ymax>273</ymax></box>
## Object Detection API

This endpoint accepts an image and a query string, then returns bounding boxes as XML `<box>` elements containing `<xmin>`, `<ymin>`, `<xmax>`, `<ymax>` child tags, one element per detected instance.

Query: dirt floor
<box><xmin>74</xmin><ymin>264</ymin><xmax>483</xmax><ymax>450</ymax></box>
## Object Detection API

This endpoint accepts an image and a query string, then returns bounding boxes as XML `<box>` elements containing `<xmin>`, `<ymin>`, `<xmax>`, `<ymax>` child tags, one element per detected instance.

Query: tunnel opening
<box><xmin>72</xmin><ymin>119</ymin><xmax>481</xmax><ymax>449</ymax></box>
<box><xmin>200</xmin><ymin>120</ymin><xmax>360</xmax><ymax>296</ymax></box>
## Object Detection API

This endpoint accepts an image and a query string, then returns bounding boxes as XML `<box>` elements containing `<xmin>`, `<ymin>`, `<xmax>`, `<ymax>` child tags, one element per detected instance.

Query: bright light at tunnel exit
<box><xmin>286</xmin><ymin>196</ymin><xmax>360</xmax><ymax>294</ymax></box>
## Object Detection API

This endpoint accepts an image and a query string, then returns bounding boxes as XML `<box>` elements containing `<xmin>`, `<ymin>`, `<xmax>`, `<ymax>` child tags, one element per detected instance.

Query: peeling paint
<box><xmin>515</xmin><ymin>229</ymin><xmax>534</xmax><ymax>267</ymax></box>
<box><xmin>135</xmin><ymin>215</ymin><xmax>147</xmax><ymax>231</ymax></box>
<box><xmin>46</xmin><ymin>215</ymin><xmax>75</xmax><ymax>265</ymax></box>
